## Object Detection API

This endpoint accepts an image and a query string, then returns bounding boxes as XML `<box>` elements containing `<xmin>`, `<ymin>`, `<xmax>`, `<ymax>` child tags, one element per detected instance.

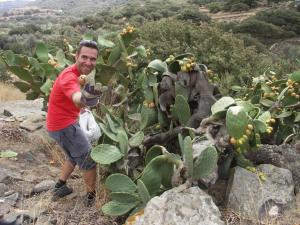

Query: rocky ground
<box><xmin>0</xmin><ymin>100</ymin><xmax>115</xmax><ymax>225</ymax></box>
<box><xmin>0</xmin><ymin>99</ymin><xmax>299</xmax><ymax>225</ymax></box>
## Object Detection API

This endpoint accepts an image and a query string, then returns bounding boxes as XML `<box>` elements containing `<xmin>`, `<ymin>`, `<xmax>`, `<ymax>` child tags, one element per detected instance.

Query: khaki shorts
<box><xmin>48</xmin><ymin>123</ymin><xmax>96</xmax><ymax>170</ymax></box>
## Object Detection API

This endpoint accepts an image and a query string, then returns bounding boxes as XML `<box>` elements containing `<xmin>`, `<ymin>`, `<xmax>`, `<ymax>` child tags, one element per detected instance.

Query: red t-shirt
<box><xmin>46</xmin><ymin>64</ymin><xmax>81</xmax><ymax>131</ymax></box>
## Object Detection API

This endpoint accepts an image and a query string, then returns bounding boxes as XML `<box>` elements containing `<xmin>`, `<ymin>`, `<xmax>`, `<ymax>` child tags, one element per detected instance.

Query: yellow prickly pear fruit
<box><xmin>247</xmin><ymin>124</ymin><xmax>253</xmax><ymax>130</ymax></box>
<box><xmin>78</xmin><ymin>75</ymin><xmax>87</xmax><ymax>86</ymax></box>
<box><xmin>246</xmin><ymin>166</ymin><xmax>256</xmax><ymax>173</ymax></box>
<box><xmin>269</xmin><ymin>92</ymin><xmax>275</xmax><ymax>97</ymax></box>
<box><xmin>230</xmin><ymin>137</ymin><xmax>237</xmax><ymax>145</ymax></box>
<box><xmin>181</xmin><ymin>65</ymin><xmax>187</xmax><ymax>72</ymax></box>
<box><xmin>143</xmin><ymin>101</ymin><xmax>148</xmax><ymax>107</ymax></box>
<box><xmin>236</xmin><ymin>147</ymin><xmax>242</xmax><ymax>154</ymax></box>
<box><xmin>148</xmin><ymin>102</ymin><xmax>155</xmax><ymax>108</ymax></box>
<box><xmin>246</xmin><ymin>129</ymin><xmax>252</xmax><ymax>136</ymax></box>
<box><xmin>258</xmin><ymin>172</ymin><xmax>266</xmax><ymax>182</ymax></box>
<box><xmin>270</xmin><ymin>118</ymin><xmax>276</xmax><ymax>123</ymax></box>
<box><xmin>263</xmin><ymin>93</ymin><xmax>269</xmax><ymax>98</ymax></box>
<box><xmin>238</xmin><ymin>138</ymin><xmax>244</xmax><ymax>145</ymax></box>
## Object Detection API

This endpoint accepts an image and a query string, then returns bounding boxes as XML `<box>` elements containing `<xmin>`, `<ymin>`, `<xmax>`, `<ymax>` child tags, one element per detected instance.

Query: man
<box><xmin>46</xmin><ymin>40</ymin><xmax>100</xmax><ymax>207</ymax></box>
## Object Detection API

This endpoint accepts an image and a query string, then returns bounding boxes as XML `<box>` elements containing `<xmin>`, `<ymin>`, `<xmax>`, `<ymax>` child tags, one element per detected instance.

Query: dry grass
<box><xmin>0</xmin><ymin>82</ymin><xmax>26</xmax><ymax>101</ymax></box>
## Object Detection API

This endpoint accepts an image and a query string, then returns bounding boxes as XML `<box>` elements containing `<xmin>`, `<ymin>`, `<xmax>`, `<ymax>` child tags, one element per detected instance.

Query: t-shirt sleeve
<box><xmin>60</xmin><ymin>72</ymin><xmax>81</xmax><ymax>100</ymax></box>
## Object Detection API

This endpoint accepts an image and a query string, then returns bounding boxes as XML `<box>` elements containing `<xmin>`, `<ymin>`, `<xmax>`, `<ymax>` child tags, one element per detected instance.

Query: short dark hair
<box><xmin>77</xmin><ymin>40</ymin><xmax>99</xmax><ymax>54</ymax></box>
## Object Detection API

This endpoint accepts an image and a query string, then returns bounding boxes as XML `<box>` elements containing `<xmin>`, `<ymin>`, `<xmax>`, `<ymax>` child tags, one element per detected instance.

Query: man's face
<box><xmin>75</xmin><ymin>46</ymin><xmax>98</xmax><ymax>75</ymax></box>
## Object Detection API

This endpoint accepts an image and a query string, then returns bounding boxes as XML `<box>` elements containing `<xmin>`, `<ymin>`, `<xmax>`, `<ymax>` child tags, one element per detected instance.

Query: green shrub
<box><xmin>224</xmin><ymin>0</ymin><xmax>257</xmax><ymax>11</ymax></box>
<box><xmin>236</xmin><ymin>34</ymin><xmax>266</xmax><ymax>52</ymax></box>
<box><xmin>177</xmin><ymin>8</ymin><xmax>211</xmax><ymax>23</ymax></box>
<box><xmin>230</xmin><ymin>3</ymin><xmax>250</xmax><ymax>11</ymax></box>
<box><xmin>267</xmin><ymin>0</ymin><xmax>290</xmax><ymax>5</ymax></box>
<box><xmin>0</xmin><ymin>61</ymin><xmax>10</xmax><ymax>82</ymax></box>
<box><xmin>233</xmin><ymin>19</ymin><xmax>296</xmax><ymax>40</ymax></box>
<box><xmin>8</xmin><ymin>24</ymin><xmax>41</xmax><ymax>35</ymax></box>
<box><xmin>207</xmin><ymin>2</ymin><xmax>224</xmax><ymax>13</ymax></box>
<box><xmin>136</xmin><ymin>19</ymin><xmax>271</xmax><ymax>92</ymax></box>
<box><xmin>188</xmin><ymin>0</ymin><xmax>218</xmax><ymax>5</ymax></box>
<box><xmin>254</xmin><ymin>9</ymin><xmax>300</xmax><ymax>35</ymax></box>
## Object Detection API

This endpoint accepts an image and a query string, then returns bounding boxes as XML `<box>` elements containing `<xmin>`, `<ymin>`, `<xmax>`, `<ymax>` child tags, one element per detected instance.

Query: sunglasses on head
<box><xmin>79</xmin><ymin>40</ymin><xmax>98</xmax><ymax>47</ymax></box>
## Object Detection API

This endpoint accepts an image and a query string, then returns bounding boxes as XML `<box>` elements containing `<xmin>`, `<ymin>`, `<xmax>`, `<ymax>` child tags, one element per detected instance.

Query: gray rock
<box><xmin>0</xmin><ymin>168</ymin><xmax>9</xmax><ymax>183</ymax></box>
<box><xmin>131</xmin><ymin>186</ymin><xmax>224</xmax><ymax>225</ymax></box>
<box><xmin>0</xmin><ymin>183</ymin><xmax>8</xmax><ymax>197</ymax></box>
<box><xmin>14</xmin><ymin>181</ymin><xmax>34</xmax><ymax>198</ymax></box>
<box><xmin>19</xmin><ymin>113</ymin><xmax>45</xmax><ymax>132</ymax></box>
<box><xmin>4</xmin><ymin>191</ymin><xmax>15</xmax><ymax>197</ymax></box>
<box><xmin>0</xmin><ymin>99</ymin><xmax>45</xmax><ymax>119</ymax></box>
<box><xmin>0</xmin><ymin>168</ymin><xmax>23</xmax><ymax>184</ymax></box>
<box><xmin>2</xmin><ymin>117</ymin><xmax>15</xmax><ymax>122</ymax></box>
<box><xmin>0</xmin><ymin>213</ymin><xmax>21</xmax><ymax>225</ymax></box>
<box><xmin>32</xmin><ymin>180</ymin><xmax>55</xmax><ymax>194</ymax></box>
<box><xmin>0</xmin><ymin>211</ymin><xmax>35</xmax><ymax>225</ymax></box>
<box><xmin>0</xmin><ymin>202</ymin><xmax>10</xmax><ymax>217</ymax></box>
<box><xmin>226</xmin><ymin>164</ymin><xmax>295</xmax><ymax>221</ymax></box>
<box><xmin>0</xmin><ymin>193</ymin><xmax>19</xmax><ymax>207</ymax></box>
<box><xmin>25</xmin><ymin>114</ymin><xmax>45</xmax><ymax>123</ymax></box>
<box><xmin>247</xmin><ymin>144</ymin><xmax>300</xmax><ymax>193</ymax></box>
<box><xmin>19</xmin><ymin>120</ymin><xmax>43</xmax><ymax>132</ymax></box>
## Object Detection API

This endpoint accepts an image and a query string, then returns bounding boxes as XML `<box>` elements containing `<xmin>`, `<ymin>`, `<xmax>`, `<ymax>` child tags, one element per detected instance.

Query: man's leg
<box><xmin>59</xmin><ymin>160</ymin><xmax>75</xmax><ymax>182</ymax></box>
<box><xmin>52</xmin><ymin>160</ymin><xmax>75</xmax><ymax>201</ymax></box>
<box><xmin>83</xmin><ymin>166</ymin><xmax>96</xmax><ymax>193</ymax></box>
<box><xmin>82</xmin><ymin>165</ymin><xmax>97</xmax><ymax>207</ymax></box>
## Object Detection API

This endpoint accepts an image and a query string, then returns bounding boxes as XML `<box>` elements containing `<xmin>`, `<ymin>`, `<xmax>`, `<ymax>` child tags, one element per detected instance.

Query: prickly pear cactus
<box><xmin>226</xmin><ymin>106</ymin><xmax>250</xmax><ymax>139</ymax></box>
<box><xmin>193</xmin><ymin>146</ymin><xmax>218</xmax><ymax>179</ymax></box>
<box><xmin>174</xmin><ymin>95</ymin><xmax>191</xmax><ymax>125</ymax></box>
<box><xmin>182</xmin><ymin>136</ymin><xmax>194</xmax><ymax>177</ymax></box>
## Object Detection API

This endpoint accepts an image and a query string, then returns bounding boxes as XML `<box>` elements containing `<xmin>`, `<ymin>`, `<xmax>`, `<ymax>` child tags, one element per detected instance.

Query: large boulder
<box><xmin>129</xmin><ymin>185</ymin><xmax>224</xmax><ymax>225</ymax></box>
<box><xmin>226</xmin><ymin>164</ymin><xmax>295</xmax><ymax>221</ymax></box>
<box><xmin>247</xmin><ymin>144</ymin><xmax>300</xmax><ymax>193</ymax></box>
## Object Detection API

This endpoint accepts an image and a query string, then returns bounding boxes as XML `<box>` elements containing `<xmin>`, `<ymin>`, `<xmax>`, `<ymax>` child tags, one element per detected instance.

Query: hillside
<box><xmin>26</xmin><ymin>0</ymin><xmax>128</xmax><ymax>15</ymax></box>
<box><xmin>0</xmin><ymin>0</ymin><xmax>34</xmax><ymax>14</ymax></box>
<box><xmin>198</xmin><ymin>6</ymin><xmax>269</xmax><ymax>22</ymax></box>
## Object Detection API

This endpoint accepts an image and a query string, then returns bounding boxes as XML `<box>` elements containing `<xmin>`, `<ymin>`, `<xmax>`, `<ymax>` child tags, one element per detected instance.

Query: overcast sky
<box><xmin>0</xmin><ymin>0</ymin><xmax>36</xmax><ymax>2</ymax></box>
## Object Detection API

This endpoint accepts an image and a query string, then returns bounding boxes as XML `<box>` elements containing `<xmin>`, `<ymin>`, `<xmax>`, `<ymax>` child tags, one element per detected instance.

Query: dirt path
<box><xmin>199</xmin><ymin>6</ymin><xmax>269</xmax><ymax>22</ymax></box>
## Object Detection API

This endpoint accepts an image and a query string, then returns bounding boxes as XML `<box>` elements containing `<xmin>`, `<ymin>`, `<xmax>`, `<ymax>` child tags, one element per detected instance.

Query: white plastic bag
<box><xmin>79</xmin><ymin>109</ymin><xmax>101</xmax><ymax>144</ymax></box>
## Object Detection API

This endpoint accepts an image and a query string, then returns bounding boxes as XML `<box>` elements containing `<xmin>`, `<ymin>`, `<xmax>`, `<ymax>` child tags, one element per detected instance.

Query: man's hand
<box><xmin>80</xmin><ymin>83</ymin><xmax>101</xmax><ymax>107</ymax></box>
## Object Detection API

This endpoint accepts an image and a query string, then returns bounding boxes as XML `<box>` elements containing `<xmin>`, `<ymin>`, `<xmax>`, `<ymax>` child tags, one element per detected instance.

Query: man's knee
<box><xmin>75</xmin><ymin>153</ymin><xmax>96</xmax><ymax>170</ymax></box>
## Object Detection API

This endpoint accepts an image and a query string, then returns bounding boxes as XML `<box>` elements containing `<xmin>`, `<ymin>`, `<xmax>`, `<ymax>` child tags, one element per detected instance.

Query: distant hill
<box><xmin>0</xmin><ymin>0</ymin><xmax>35</xmax><ymax>14</ymax></box>
<box><xmin>26</xmin><ymin>0</ymin><xmax>129</xmax><ymax>15</ymax></box>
